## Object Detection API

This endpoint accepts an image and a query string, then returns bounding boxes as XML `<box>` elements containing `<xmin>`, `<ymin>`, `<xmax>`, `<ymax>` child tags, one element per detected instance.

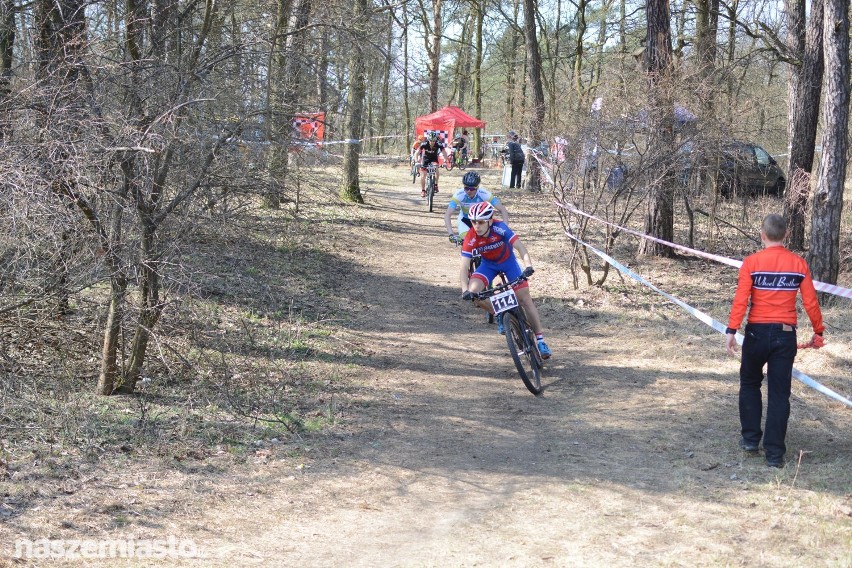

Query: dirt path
<box><xmin>5</xmin><ymin>166</ymin><xmax>849</xmax><ymax>567</ymax></box>
<box><xmin>178</xmin><ymin>167</ymin><xmax>849</xmax><ymax>567</ymax></box>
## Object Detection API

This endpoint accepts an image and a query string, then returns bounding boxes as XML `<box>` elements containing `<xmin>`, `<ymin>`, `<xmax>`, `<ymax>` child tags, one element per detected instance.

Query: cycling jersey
<box><xmin>418</xmin><ymin>141</ymin><xmax>445</xmax><ymax>165</ymax></box>
<box><xmin>461</xmin><ymin>221</ymin><xmax>527</xmax><ymax>290</ymax></box>
<box><xmin>448</xmin><ymin>188</ymin><xmax>501</xmax><ymax>218</ymax></box>
<box><xmin>727</xmin><ymin>245</ymin><xmax>824</xmax><ymax>333</ymax></box>
<box><xmin>461</xmin><ymin>221</ymin><xmax>517</xmax><ymax>264</ymax></box>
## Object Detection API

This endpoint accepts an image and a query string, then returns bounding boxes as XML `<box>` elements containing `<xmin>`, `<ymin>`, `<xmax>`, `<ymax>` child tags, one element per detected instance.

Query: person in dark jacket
<box><xmin>503</xmin><ymin>131</ymin><xmax>525</xmax><ymax>188</ymax></box>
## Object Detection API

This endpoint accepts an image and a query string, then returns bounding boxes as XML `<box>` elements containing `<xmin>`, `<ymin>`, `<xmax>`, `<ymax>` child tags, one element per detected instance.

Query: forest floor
<box><xmin>1</xmin><ymin>162</ymin><xmax>851</xmax><ymax>567</ymax></box>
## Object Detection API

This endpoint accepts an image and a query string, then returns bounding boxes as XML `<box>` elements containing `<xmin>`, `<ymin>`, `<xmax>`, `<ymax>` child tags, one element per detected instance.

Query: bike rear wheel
<box><xmin>411</xmin><ymin>163</ymin><xmax>418</xmax><ymax>184</ymax></box>
<box><xmin>504</xmin><ymin>310</ymin><xmax>542</xmax><ymax>395</ymax></box>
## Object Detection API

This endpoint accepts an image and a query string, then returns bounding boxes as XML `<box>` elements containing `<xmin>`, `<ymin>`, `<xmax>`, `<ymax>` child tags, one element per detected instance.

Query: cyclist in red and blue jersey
<box><xmin>459</xmin><ymin>202</ymin><xmax>552</xmax><ymax>359</ymax></box>
<box><xmin>416</xmin><ymin>130</ymin><xmax>452</xmax><ymax>198</ymax></box>
<box><xmin>445</xmin><ymin>171</ymin><xmax>509</xmax><ymax>243</ymax></box>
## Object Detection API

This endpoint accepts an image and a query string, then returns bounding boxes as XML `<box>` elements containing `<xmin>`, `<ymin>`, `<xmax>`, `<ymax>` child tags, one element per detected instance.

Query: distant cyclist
<box><xmin>459</xmin><ymin>202</ymin><xmax>552</xmax><ymax>359</ymax></box>
<box><xmin>451</xmin><ymin>133</ymin><xmax>467</xmax><ymax>165</ymax></box>
<box><xmin>460</xmin><ymin>129</ymin><xmax>470</xmax><ymax>160</ymax></box>
<box><xmin>416</xmin><ymin>131</ymin><xmax>452</xmax><ymax>198</ymax></box>
<box><xmin>411</xmin><ymin>134</ymin><xmax>425</xmax><ymax>163</ymax></box>
<box><xmin>445</xmin><ymin>171</ymin><xmax>509</xmax><ymax>243</ymax></box>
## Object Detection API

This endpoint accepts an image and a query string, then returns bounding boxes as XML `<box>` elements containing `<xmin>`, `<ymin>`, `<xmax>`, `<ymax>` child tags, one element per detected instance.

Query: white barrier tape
<box><xmin>529</xmin><ymin>151</ymin><xmax>562</xmax><ymax>189</ymax></box>
<box><xmin>556</xmin><ymin>201</ymin><xmax>852</xmax><ymax>299</ymax></box>
<box><xmin>563</xmin><ymin>229</ymin><xmax>852</xmax><ymax>408</ymax></box>
<box><xmin>559</xmin><ymin>201</ymin><xmax>742</xmax><ymax>268</ymax></box>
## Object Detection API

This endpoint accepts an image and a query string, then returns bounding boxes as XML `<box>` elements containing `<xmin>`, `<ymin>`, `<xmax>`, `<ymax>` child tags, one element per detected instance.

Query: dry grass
<box><xmin>0</xmin><ymin>162</ymin><xmax>849</xmax><ymax>566</ymax></box>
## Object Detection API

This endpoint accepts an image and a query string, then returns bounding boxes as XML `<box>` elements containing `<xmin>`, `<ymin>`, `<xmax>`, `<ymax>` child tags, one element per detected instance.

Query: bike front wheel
<box><xmin>427</xmin><ymin>177</ymin><xmax>435</xmax><ymax>212</ymax></box>
<box><xmin>504</xmin><ymin>310</ymin><xmax>542</xmax><ymax>395</ymax></box>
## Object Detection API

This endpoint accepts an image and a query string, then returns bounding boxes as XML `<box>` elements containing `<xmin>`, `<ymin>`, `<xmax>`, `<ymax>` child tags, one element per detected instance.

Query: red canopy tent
<box><xmin>414</xmin><ymin>105</ymin><xmax>486</xmax><ymax>145</ymax></box>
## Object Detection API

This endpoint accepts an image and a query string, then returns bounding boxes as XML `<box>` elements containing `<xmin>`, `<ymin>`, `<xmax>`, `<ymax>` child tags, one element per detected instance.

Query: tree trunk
<box><xmin>548</xmin><ymin>0</ymin><xmax>561</xmax><ymax>122</ymax></box>
<box><xmin>0</xmin><ymin>0</ymin><xmax>14</xmax><ymax>141</ymax></box>
<box><xmin>95</xmin><ymin>182</ymin><xmax>130</xmax><ymax>395</ymax></box>
<box><xmin>783</xmin><ymin>0</ymin><xmax>824</xmax><ymax>251</ymax></box>
<box><xmin>263</xmin><ymin>0</ymin><xmax>292</xmax><ymax>209</ymax></box>
<box><xmin>472</xmin><ymin>0</ymin><xmax>483</xmax><ymax>159</ymax></box>
<box><xmin>573</xmin><ymin>0</ymin><xmax>587</xmax><ymax>110</ymax></box>
<box><xmin>428</xmin><ymin>0</ymin><xmax>443</xmax><ymax>112</ymax></box>
<box><xmin>638</xmin><ymin>0</ymin><xmax>675</xmax><ymax>257</ymax></box>
<box><xmin>339</xmin><ymin>0</ymin><xmax>367</xmax><ymax>203</ymax></box>
<box><xmin>316</xmin><ymin>34</ymin><xmax>329</xmax><ymax>111</ymax></box>
<box><xmin>96</xmin><ymin>279</ymin><xmax>125</xmax><ymax>394</ymax></box>
<box><xmin>377</xmin><ymin>12</ymin><xmax>392</xmax><ymax>155</ymax></box>
<box><xmin>273</xmin><ymin>0</ymin><xmax>312</xmax><ymax>200</ymax></box>
<box><xmin>120</xmin><ymin>223</ymin><xmax>163</xmax><ymax>393</ymax></box>
<box><xmin>402</xmin><ymin>4</ymin><xmax>412</xmax><ymax>150</ymax></box>
<box><xmin>807</xmin><ymin>0</ymin><xmax>848</xmax><ymax>284</ymax></box>
<box><xmin>522</xmin><ymin>0</ymin><xmax>545</xmax><ymax>192</ymax></box>
<box><xmin>505</xmin><ymin>0</ymin><xmax>520</xmax><ymax>125</ymax></box>
<box><xmin>694</xmin><ymin>0</ymin><xmax>719</xmax><ymax>75</ymax></box>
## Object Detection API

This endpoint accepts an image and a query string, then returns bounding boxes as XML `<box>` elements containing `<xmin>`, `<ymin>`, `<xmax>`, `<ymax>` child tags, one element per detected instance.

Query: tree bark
<box><xmin>808</xmin><ymin>0</ymin><xmax>848</xmax><ymax>284</ymax></box>
<box><xmin>263</xmin><ymin>0</ymin><xmax>293</xmax><ymax>209</ymax></box>
<box><xmin>522</xmin><ymin>0</ymin><xmax>545</xmax><ymax>192</ymax></box>
<box><xmin>377</xmin><ymin>12</ymin><xmax>393</xmax><ymax>155</ymax></box>
<box><xmin>505</xmin><ymin>0</ymin><xmax>521</xmax><ymax>126</ymax></box>
<box><xmin>638</xmin><ymin>0</ymin><xmax>675</xmax><ymax>257</ymax></box>
<box><xmin>0</xmin><ymin>0</ymin><xmax>14</xmax><ymax>141</ymax></box>
<box><xmin>120</xmin><ymin>222</ymin><xmax>163</xmax><ymax>393</ymax></box>
<box><xmin>573</xmin><ymin>0</ymin><xmax>587</xmax><ymax>110</ymax></box>
<box><xmin>472</xmin><ymin>0</ymin><xmax>483</xmax><ymax>159</ymax></box>
<box><xmin>783</xmin><ymin>0</ymin><xmax>824</xmax><ymax>251</ymax></box>
<box><xmin>422</xmin><ymin>0</ymin><xmax>443</xmax><ymax>112</ymax></box>
<box><xmin>339</xmin><ymin>0</ymin><xmax>367</xmax><ymax>203</ymax></box>
<box><xmin>401</xmin><ymin>4</ymin><xmax>412</xmax><ymax>150</ymax></box>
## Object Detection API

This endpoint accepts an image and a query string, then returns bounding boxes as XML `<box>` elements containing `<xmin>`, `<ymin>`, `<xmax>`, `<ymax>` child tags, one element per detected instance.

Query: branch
<box><xmin>718</xmin><ymin>1</ymin><xmax>799</xmax><ymax>65</ymax></box>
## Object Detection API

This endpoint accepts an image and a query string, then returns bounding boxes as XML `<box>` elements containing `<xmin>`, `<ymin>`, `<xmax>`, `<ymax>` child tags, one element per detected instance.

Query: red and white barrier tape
<box><xmin>532</xmin><ymin>147</ymin><xmax>852</xmax><ymax>300</ymax></box>
<box><xmin>564</xmin><ymin>229</ymin><xmax>852</xmax><ymax>408</ymax></box>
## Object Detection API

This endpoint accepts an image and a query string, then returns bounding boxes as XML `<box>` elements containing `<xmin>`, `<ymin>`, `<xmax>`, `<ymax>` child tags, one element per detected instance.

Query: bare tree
<box><xmin>808</xmin><ymin>0</ymin><xmax>848</xmax><ymax>285</ymax></box>
<box><xmin>522</xmin><ymin>0</ymin><xmax>545</xmax><ymax>192</ymax></box>
<box><xmin>783</xmin><ymin>0</ymin><xmax>824</xmax><ymax>251</ymax></box>
<box><xmin>339</xmin><ymin>0</ymin><xmax>369</xmax><ymax>203</ymax></box>
<box><xmin>638</xmin><ymin>0</ymin><xmax>675</xmax><ymax>257</ymax></box>
<box><xmin>418</xmin><ymin>0</ymin><xmax>444</xmax><ymax>112</ymax></box>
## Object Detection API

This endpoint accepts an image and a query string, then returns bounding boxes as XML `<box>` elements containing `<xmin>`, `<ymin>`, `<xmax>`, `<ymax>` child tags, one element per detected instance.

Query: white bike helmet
<box><xmin>426</xmin><ymin>131</ymin><xmax>438</xmax><ymax>142</ymax></box>
<box><xmin>468</xmin><ymin>202</ymin><xmax>494</xmax><ymax>220</ymax></box>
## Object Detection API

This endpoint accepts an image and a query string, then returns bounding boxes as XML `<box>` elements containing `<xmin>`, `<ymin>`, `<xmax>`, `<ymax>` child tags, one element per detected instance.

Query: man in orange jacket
<box><xmin>725</xmin><ymin>213</ymin><xmax>825</xmax><ymax>468</ymax></box>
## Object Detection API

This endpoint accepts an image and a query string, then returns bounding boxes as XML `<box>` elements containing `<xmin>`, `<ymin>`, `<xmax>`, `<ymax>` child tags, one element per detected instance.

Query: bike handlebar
<box><xmin>466</xmin><ymin>275</ymin><xmax>528</xmax><ymax>301</ymax></box>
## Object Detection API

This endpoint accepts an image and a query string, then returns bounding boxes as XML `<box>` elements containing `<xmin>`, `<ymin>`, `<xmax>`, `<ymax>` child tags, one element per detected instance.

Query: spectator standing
<box><xmin>504</xmin><ymin>131</ymin><xmax>525</xmax><ymax>188</ymax></box>
<box><xmin>724</xmin><ymin>213</ymin><xmax>825</xmax><ymax>468</ymax></box>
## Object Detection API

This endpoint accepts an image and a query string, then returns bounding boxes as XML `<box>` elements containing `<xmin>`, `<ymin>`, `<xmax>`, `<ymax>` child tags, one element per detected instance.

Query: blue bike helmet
<box><xmin>462</xmin><ymin>171</ymin><xmax>481</xmax><ymax>189</ymax></box>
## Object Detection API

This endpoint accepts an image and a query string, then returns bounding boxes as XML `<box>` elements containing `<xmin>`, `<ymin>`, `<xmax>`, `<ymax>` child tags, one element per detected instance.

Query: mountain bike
<box><xmin>452</xmin><ymin>148</ymin><xmax>468</xmax><ymax>170</ymax></box>
<box><xmin>410</xmin><ymin>156</ymin><xmax>419</xmax><ymax>184</ymax></box>
<box><xmin>467</xmin><ymin>274</ymin><xmax>543</xmax><ymax>395</ymax></box>
<box><xmin>424</xmin><ymin>163</ymin><xmax>439</xmax><ymax>212</ymax></box>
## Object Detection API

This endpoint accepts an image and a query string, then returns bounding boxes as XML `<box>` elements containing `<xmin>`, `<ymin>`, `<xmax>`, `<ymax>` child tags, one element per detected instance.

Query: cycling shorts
<box><xmin>419</xmin><ymin>158</ymin><xmax>439</xmax><ymax>170</ymax></box>
<box><xmin>471</xmin><ymin>256</ymin><xmax>529</xmax><ymax>290</ymax></box>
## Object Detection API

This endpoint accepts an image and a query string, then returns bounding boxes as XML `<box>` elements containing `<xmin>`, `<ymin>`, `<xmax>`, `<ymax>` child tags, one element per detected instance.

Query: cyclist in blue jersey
<box><xmin>459</xmin><ymin>202</ymin><xmax>552</xmax><ymax>359</ymax></box>
<box><xmin>444</xmin><ymin>171</ymin><xmax>509</xmax><ymax>243</ymax></box>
